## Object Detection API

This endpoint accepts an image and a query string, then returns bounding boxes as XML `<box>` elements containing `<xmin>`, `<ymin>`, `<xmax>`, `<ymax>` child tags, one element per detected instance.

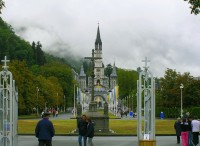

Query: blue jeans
<box><xmin>88</xmin><ymin>137</ymin><xmax>93</xmax><ymax>146</ymax></box>
<box><xmin>188</xmin><ymin>131</ymin><xmax>193</xmax><ymax>146</ymax></box>
<box><xmin>78</xmin><ymin>135</ymin><xmax>87</xmax><ymax>146</ymax></box>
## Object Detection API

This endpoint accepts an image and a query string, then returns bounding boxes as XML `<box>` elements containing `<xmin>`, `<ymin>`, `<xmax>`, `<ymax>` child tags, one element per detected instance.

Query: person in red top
<box><xmin>180</xmin><ymin>118</ymin><xmax>189</xmax><ymax>146</ymax></box>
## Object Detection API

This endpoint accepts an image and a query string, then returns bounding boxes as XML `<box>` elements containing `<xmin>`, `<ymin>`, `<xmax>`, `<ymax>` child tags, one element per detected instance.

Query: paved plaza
<box><xmin>18</xmin><ymin>113</ymin><xmax>180</xmax><ymax>146</ymax></box>
<box><xmin>19</xmin><ymin>135</ymin><xmax>179</xmax><ymax>146</ymax></box>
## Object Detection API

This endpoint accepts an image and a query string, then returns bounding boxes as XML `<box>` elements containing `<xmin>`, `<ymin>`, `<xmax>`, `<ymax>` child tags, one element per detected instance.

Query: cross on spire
<box><xmin>1</xmin><ymin>56</ymin><xmax>10</xmax><ymax>69</ymax></box>
<box><xmin>142</xmin><ymin>56</ymin><xmax>150</xmax><ymax>70</ymax></box>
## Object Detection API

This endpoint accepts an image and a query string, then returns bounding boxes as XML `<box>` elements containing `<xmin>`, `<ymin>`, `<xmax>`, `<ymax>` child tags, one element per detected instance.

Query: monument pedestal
<box><xmin>76</xmin><ymin>112</ymin><xmax>110</xmax><ymax>134</ymax></box>
<box><xmin>139</xmin><ymin>140</ymin><xmax>156</xmax><ymax>146</ymax></box>
<box><xmin>87</xmin><ymin>101</ymin><xmax>110</xmax><ymax>134</ymax></box>
<box><xmin>76</xmin><ymin>102</ymin><xmax>110</xmax><ymax>134</ymax></box>
<box><xmin>89</xmin><ymin>101</ymin><xmax>97</xmax><ymax>112</ymax></box>
<box><xmin>86</xmin><ymin>111</ymin><xmax>109</xmax><ymax>133</ymax></box>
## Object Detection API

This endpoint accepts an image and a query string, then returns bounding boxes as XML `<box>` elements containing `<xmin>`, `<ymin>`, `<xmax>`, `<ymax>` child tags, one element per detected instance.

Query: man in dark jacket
<box><xmin>35</xmin><ymin>113</ymin><xmax>55</xmax><ymax>146</ymax></box>
<box><xmin>85</xmin><ymin>117</ymin><xmax>94</xmax><ymax>146</ymax></box>
<box><xmin>78</xmin><ymin>114</ymin><xmax>87</xmax><ymax>146</ymax></box>
<box><xmin>174</xmin><ymin>117</ymin><xmax>181</xmax><ymax>144</ymax></box>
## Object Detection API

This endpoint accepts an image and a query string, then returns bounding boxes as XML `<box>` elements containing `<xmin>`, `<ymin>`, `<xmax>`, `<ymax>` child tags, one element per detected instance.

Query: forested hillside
<box><xmin>0</xmin><ymin>17</ymin><xmax>77</xmax><ymax>115</ymax></box>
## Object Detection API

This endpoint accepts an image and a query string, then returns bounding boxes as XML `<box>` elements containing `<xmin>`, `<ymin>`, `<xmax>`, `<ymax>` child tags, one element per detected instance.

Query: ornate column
<box><xmin>0</xmin><ymin>56</ymin><xmax>18</xmax><ymax>146</ymax></box>
<box><xmin>137</xmin><ymin>57</ymin><xmax>156</xmax><ymax>146</ymax></box>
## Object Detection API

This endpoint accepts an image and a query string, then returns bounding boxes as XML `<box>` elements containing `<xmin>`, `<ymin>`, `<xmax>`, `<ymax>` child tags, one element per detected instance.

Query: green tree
<box><xmin>104</xmin><ymin>64</ymin><xmax>113</xmax><ymax>88</ymax></box>
<box><xmin>0</xmin><ymin>0</ymin><xmax>5</xmax><ymax>14</ymax></box>
<box><xmin>8</xmin><ymin>60</ymin><xmax>36</xmax><ymax>114</ymax></box>
<box><xmin>117</xmin><ymin>68</ymin><xmax>138</xmax><ymax>99</ymax></box>
<box><xmin>39</xmin><ymin>62</ymin><xmax>74</xmax><ymax>107</ymax></box>
<box><xmin>184</xmin><ymin>0</ymin><xmax>200</xmax><ymax>14</ymax></box>
<box><xmin>159</xmin><ymin>68</ymin><xmax>194</xmax><ymax>108</ymax></box>
<box><xmin>34</xmin><ymin>41</ymin><xmax>46</xmax><ymax>65</ymax></box>
<box><xmin>183</xmin><ymin>78</ymin><xmax>200</xmax><ymax>108</ymax></box>
<box><xmin>0</xmin><ymin>18</ymin><xmax>35</xmax><ymax>65</ymax></box>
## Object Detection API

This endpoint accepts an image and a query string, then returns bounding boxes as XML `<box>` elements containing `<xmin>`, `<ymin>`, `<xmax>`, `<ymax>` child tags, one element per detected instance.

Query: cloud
<box><xmin>2</xmin><ymin>0</ymin><xmax>200</xmax><ymax>77</ymax></box>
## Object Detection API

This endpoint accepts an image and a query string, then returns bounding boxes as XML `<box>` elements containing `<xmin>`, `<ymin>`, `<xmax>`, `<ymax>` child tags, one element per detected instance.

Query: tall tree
<box><xmin>117</xmin><ymin>68</ymin><xmax>138</xmax><ymax>99</ymax></box>
<box><xmin>33</xmin><ymin>41</ymin><xmax>46</xmax><ymax>65</ymax></box>
<box><xmin>184</xmin><ymin>0</ymin><xmax>200</xmax><ymax>14</ymax></box>
<box><xmin>39</xmin><ymin>62</ymin><xmax>74</xmax><ymax>107</ymax></box>
<box><xmin>104</xmin><ymin>64</ymin><xmax>113</xmax><ymax>88</ymax></box>
<box><xmin>0</xmin><ymin>0</ymin><xmax>5</xmax><ymax>14</ymax></box>
<box><xmin>159</xmin><ymin>68</ymin><xmax>194</xmax><ymax>108</ymax></box>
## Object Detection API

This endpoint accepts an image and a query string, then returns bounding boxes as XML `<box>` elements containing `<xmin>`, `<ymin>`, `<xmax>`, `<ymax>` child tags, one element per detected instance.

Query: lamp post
<box><xmin>57</xmin><ymin>93</ymin><xmax>58</xmax><ymax>111</ymax></box>
<box><xmin>74</xmin><ymin>85</ymin><xmax>76</xmax><ymax>117</ymax></box>
<box><xmin>64</xmin><ymin>95</ymin><xmax>66</xmax><ymax>112</ymax></box>
<box><xmin>45</xmin><ymin>101</ymin><xmax>48</xmax><ymax>112</ymax></box>
<box><xmin>36</xmin><ymin>87</ymin><xmax>39</xmax><ymax>116</ymax></box>
<box><xmin>180</xmin><ymin>83</ymin><xmax>184</xmax><ymax>117</ymax></box>
<box><xmin>82</xmin><ymin>93</ymin><xmax>84</xmax><ymax>112</ymax></box>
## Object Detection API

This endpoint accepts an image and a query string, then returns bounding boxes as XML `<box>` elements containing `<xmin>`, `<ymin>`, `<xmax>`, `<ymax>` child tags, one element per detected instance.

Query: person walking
<box><xmin>35</xmin><ymin>112</ymin><xmax>55</xmax><ymax>146</ymax></box>
<box><xmin>191</xmin><ymin>116</ymin><xmax>200</xmax><ymax>146</ymax></box>
<box><xmin>180</xmin><ymin>118</ymin><xmax>189</xmax><ymax>146</ymax></box>
<box><xmin>85</xmin><ymin>117</ymin><xmax>94</xmax><ymax>146</ymax></box>
<box><xmin>78</xmin><ymin>114</ymin><xmax>88</xmax><ymax>146</ymax></box>
<box><xmin>174</xmin><ymin>117</ymin><xmax>181</xmax><ymax>144</ymax></box>
<box><xmin>187</xmin><ymin>116</ymin><xmax>193</xmax><ymax>146</ymax></box>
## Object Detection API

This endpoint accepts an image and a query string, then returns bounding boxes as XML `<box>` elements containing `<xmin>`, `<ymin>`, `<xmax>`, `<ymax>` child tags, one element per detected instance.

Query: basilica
<box><xmin>78</xmin><ymin>26</ymin><xmax>117</xmax><ymax>106</ymax></box>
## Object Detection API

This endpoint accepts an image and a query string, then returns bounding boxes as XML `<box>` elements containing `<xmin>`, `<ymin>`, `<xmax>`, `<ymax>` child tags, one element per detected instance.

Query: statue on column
<box><xmin>104</xmin><ymin>101</ymin><xmax>108</xmax><ymax>116</ymax></box>
<box><xmin>77</xmin><ymin>102</ymin><xmax>82</xmax><ymax>116</ymax></box>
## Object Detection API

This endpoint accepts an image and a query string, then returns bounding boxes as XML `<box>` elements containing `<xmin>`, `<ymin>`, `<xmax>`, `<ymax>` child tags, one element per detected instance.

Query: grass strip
<box><xmin>18</xmin><ymin>119</ymin><xmax>175</xmax><ymax>135</ymax></box>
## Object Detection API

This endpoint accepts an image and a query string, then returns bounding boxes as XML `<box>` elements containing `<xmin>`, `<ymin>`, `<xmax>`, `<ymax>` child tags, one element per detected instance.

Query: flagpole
<box><xmin>74</xmin><ymin>85</ymin><xmax>76</xmax><ymax>117</ymax></box>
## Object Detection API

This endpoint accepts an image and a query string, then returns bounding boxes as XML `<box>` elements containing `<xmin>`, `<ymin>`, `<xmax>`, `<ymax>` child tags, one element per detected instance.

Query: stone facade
<box><xmin>78</xmin><ymin>26</ymin><xmax>117</xmax><ymax>104</ymax></box>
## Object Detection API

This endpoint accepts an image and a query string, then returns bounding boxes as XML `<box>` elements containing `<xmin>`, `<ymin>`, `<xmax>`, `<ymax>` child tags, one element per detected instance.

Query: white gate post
<box><xmin>137</xmin><ymin>57</ymin><xmax>156</xmax><ymax>145</ymax></box>
<box><xmin>0</xmin><ymin>56</ymin><xmax>18</xmax><ymax>146</ymax></box>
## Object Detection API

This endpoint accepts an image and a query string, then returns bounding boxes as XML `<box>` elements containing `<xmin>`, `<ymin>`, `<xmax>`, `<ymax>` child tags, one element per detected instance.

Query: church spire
<box><xmin>95</xmin><ymin>25</ymin><xmax>102</xmax><ymax>50</ymax></box>
<box><xmin>80</xmin><ymin>65</ymin><xmax>86</xmax><ymax>77</ymax></box>
<box><xmin>111</xmin><ymin>62</ymin><xmax>117</xmax><ymax>77</ymax></box>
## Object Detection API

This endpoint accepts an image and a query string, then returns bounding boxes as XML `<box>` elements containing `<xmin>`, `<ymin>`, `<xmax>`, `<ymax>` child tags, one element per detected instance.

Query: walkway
<box><xmin>19</xmin><ymin>135</ymin><xmax>178</xmax><ymax>146</ymax></box>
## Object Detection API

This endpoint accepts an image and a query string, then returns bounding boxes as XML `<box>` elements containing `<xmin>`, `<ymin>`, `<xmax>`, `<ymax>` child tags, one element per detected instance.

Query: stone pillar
<box><xmin>76</xmin><ymin>102</ymin><xmax>82</xmax><ymax>116</ymax></box>
<box><xmin>104</xmin><ymin>102</ymin><xmax>108</xmax><ymax>116</ymax></box>
<box><xmin>89</xmin><ymin>101</ymin><xmax>97</xmax><ymax>112</ymax></box>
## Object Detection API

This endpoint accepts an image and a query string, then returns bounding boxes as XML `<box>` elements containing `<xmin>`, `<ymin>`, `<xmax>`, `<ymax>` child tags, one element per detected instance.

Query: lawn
<box><xmin>18</xmin><ymin>118</ymin><xmax>176</xmax><ymax>135</ymax></box>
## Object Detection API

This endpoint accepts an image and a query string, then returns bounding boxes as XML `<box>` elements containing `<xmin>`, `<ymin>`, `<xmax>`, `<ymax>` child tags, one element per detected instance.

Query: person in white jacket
<box><xmin>191</xmin><ymin>116</ymin><xmax>200</xmax><ymax>146</ymax></box>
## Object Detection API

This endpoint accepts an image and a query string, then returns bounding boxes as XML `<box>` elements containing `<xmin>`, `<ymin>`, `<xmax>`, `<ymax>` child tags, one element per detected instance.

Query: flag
<box><xmin>77</xmin><ymin>87</ymin><xmax>81</xmax><ymax>103</ymax></box>
<box><xmin>115</xmin><ymin>85</ymin><xmax>119</xmax><ymax>100</ymax></box>
<box><xmin>113</xmin><ymin>86</ymin><xmax>116</xmax><ymax>102</ymax></box>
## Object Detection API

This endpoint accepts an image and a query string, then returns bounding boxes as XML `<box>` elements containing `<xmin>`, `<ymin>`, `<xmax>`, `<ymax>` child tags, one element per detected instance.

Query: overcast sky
<box><xmin>1</xmin><ymin>0</ymin><xmax>200</xmax><ymax>77</ymax></box>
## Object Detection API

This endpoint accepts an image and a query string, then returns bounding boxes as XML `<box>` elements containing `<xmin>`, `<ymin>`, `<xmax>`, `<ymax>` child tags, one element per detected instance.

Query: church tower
<box><xmin>110</xmin><ymin>62</ymin><xmax>117</xmax><ymax>89</ymax></box>
<box><xmin>77</xmin><ymin>25</ymin><xmax>118</xmax><ymax>108</ymax></box>
<box><xmin>79</xmin><ymin>65</ymin><xmax>86</xmax><ymax>91</ymax></box>
<box><xmin>93</xmin><ymin>25</ymin><xmax>108</xmax><ymax>87</ymax></box>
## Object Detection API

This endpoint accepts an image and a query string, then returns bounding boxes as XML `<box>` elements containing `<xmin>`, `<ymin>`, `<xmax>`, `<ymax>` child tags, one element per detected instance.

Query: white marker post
<box><xmin>137</xmin><ymin>57</ymin><xmax>156</xmax><ymax>146</ymax></box>
<box><xmin>0</xmin><ymin>56</ymin><xmax>18</xmax><ymax>146</ymax></box>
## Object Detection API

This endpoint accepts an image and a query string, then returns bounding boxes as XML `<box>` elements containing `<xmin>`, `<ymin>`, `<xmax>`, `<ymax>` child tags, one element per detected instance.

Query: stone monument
<box><xmin>82</xmin><ymin>49</ymin><xmax>110</xmax><ymax>134</ymax></box>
